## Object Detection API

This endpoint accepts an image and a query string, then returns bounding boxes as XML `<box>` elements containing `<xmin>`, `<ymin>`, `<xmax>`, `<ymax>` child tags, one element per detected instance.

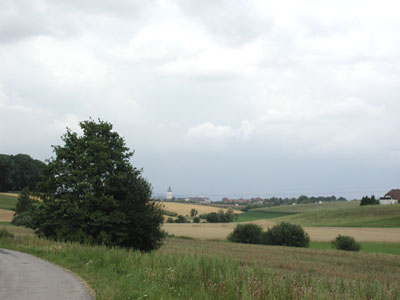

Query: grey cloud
<box><xmin>176</xmin><ymin>0</ymin><xmax>273</xmax><ymax>45</ymax></box>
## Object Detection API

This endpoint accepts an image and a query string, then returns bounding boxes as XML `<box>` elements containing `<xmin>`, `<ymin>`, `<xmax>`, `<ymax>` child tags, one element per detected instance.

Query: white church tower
<box><xmin>166</xmin><ymin>186</ymin><xmax>173</xmax><ymax>200</ymax></box>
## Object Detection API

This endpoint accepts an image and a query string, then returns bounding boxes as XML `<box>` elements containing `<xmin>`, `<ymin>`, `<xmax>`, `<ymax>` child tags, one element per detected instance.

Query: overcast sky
<box><xmin>1</xmin><ymin>0</ymin><xmax>399</xmax><ymax>200</ymax></box>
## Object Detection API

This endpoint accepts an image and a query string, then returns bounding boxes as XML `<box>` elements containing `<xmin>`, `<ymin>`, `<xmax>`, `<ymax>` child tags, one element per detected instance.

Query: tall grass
<box><xmin>1</xmin><ymin>233</ymin><xmax>400</xmax><ymax>299</ymax></box>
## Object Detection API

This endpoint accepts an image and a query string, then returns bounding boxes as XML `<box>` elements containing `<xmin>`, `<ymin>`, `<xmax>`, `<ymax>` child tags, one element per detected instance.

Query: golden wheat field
<box><xmin>163</xmin><ymin>221</ymin><xmax>400</xmax><ymax>242</ymax></box>
<box><xmin>158</xmin><ymin>201</ymin><xmax>242</xmax><ymax>216</ymax></box>
<box><xmin>0</xmin><ymin>192</ymin><xmax>18</xmax><ymax>197</ymax></box>
<box><xmin>0</xmin><ymin>209</ymin><xmax>14</xmax><ymax>222</ymax></box>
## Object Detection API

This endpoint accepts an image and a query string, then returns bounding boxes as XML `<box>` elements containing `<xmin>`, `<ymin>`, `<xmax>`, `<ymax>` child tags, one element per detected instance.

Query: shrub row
<box><xmin>228</xmin><ymin>222</ymin><xmax>310</xmax><ymax>247</ymax></box>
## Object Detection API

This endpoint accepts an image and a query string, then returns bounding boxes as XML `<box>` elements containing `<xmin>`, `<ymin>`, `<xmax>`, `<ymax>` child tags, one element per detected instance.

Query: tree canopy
<box><xmin>0</xmin><ymin>154</ymin><xmax>45</xmax><ymax>192</ymax></box>
<box><xmin>31</xmin><ymin>119</ymin><xmax>164</xmax><ymax>251</ymax></box>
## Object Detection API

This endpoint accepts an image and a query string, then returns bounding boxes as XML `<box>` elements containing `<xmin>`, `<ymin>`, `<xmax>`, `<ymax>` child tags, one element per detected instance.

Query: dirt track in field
<box><xmin>163</xmin><ymin>221</ymin><xmax>400</xmax><ymax>242</ymax></box>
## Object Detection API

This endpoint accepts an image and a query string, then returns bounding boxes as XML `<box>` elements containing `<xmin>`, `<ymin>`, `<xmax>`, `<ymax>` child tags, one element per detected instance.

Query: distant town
<box><xmin>153</xmin><ymin>187</ymin><xmax>400</xmax><ymax>207</ymax></box>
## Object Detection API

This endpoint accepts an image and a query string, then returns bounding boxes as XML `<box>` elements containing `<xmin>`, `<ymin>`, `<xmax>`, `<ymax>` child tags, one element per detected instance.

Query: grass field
<box><xmin>253</xmin><ymin>200</ymin><xmax>360</xmax><ymax>214</ymax></box>
<box><xmin>275</xmin><ymin>204</ymin><xmax>400</xmax><ymax>227</ymax></box>
<box><xmin>1</xmin><ymin>232</ymin><xmax>399</xmax><ymax>299</ymax></box>
<box><xmin>236</xmin><ymin>211</ymin><xmax>293</xmax><ymax>222</ymax></box>
<box><xmin>0</xmin><ymin>193</ymin><xmax>18</xmax><ymax>210</ymax></box>
<box><xmin>311</xmin><ymin>241</ymin><xmax>400</xmax><ymax>255</ymax></box>
<box><xmin>163</xmin><ymin>221</ymin><xmax>400</xmax><ymax>242</ymax></box>
<box><xmin>158</xmin><ymin>201</ymin><xmax>242</xmax><ymax>216</ymax></box>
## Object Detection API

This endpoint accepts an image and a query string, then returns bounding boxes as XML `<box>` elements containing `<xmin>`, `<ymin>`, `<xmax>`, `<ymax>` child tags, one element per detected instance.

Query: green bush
<box><xmin>175</xmin><ymin>215</ymin><xmax>188</xmax><ymax>223</ymax></box>
<box><xmin>193</xmin><ymin>216</ymin><xmax>200</xmax><ymax>223</ymax></box>
<box><xmin>166</xmin><ymin>217</ymin><xmax>174</xmax><ymax>223</ymax></box>
<box><xmin>0</xmin><ymin>228</ymin><xmax>14</xmax><ymax>239</ymax></box>
<box><xmin>262</xmin><ymin>222</ymin><xmax>310</xmax><ymax>247</ymax></box>
<box><xmin>163</xmin><ymin>210</ymin><xmax>178</xmax><ymax>217</ymax></box>
<box><xmin>331</xmin><ymin>235</ymin><xmax>360</xmax><ymax>251</ymax></box>
<box><xmin>11</xmin><ymin>212</ymin><xmax>34</xmax><ymax>227</ymax></box>
<box><xmin>227</xmin><ymin>223</ymin><xmax>263</xmax><ymax>244</ymax></box>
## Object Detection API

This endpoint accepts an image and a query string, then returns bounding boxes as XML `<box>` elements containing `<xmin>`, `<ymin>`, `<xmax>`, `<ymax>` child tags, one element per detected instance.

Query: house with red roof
<box><xmin>379</xmin><ymin>189</ymin><xmax>400</xmax><ymax>205</ymax></box>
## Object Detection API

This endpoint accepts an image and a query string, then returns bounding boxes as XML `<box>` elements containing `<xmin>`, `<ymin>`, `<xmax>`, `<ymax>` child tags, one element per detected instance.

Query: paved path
<box><xmin>0</xmin><ymin>248</ymin><xmax>93</xmax><ymax>300</ymax></box>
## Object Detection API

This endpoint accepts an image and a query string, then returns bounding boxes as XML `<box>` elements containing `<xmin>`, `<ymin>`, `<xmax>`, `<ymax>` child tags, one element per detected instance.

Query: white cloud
<box><xmin>187</xmin><ymin>122</ymin><xmax>235</xmax><ymax>139</ymax></box>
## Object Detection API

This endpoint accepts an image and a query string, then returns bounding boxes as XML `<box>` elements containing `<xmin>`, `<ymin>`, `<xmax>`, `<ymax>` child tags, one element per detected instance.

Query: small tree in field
<box><xmin>331</xmin><ymin>235</ymin><xmax>360</xmax><ymax>251</ymax></box>
<box><xmin>12</xmin><ymin>188</ymin><xmax>38</xmax><ymax>227</ymax></box>
<box><xmin>262</xmin><ymin>222</ymin><xmax>310</xmax><ymax>247</ymax></box>
<box><xmin>190</xmin><ymin>208</ymin><xmax>198</xmax><ymax>217</ymax></box>
<box><xmin>227</xmin><ymin>223</ymin><xmax>263</xmax><ymax>244</ymax></box>
<box><xmin>31</xmin><ymin>119</ymin><xmax>164</xmax><ymax>251</ymax></box>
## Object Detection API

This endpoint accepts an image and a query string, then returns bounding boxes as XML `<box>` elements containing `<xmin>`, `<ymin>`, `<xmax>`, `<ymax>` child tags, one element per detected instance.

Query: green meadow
<box><xmin>0</xmin><ymin>193</ymin><xmax>18</xmax><ymax>210</ymax></box>
<box><xmin>275</xmin><ymin>204</ymin><xmax>400</xmax><ymax>227</ymax></box>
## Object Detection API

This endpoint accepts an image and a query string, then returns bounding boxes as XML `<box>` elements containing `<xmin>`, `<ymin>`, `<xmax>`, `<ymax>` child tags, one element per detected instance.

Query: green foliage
<box><xmin>193</xmin><ymin>216</ymin><xmax>200</xmax><ymax>223</ymax></box>
<box><xmin>262</xmin><ymin>222</ymin><xmax>310</xmax><ymax>247</ymax></box>
<box><xmin>227</xmin><ymin>223</ymin><xmax>263</xmax><ymax>244</ymax></box>
<box><xmin>163</xmin><ymin>210</ymin><xmax>178</xmax><ymax>217</ymax></box>
<box><xmin>360</xmin><ymin>195</ymin><xmax>379</xmax><ymax>206</ymax></box>
<box><xmin>0</xmin><ymin>154</ymin><xmax>45</xmax><ymax>192</ymax></box>
<box><xmin>30</xmin><ymin>119</ymin><xmax>164</xmax><ymax>251</ymax></box>
<box><xmin>332</xmin><ymin>235</ymin><xmax>361</xmax><ymax>251</ymax></box>
<box><xmin>175</xmin><ymin>215</ymin><xmax>188</xmax><ymax>223</ymax></box>
<box><xmin>0</xmin><ymin>228</ymin><xmax>14</xmax><ymax>239</ymax></box>
<box><xmin>166</xmin><ymin>217</ymin><xmax>174</xmax><ymax>223</ymax></box>
<box><xmin>12</xmin><ymin>188</ymin><xmax>38</xmax><ymax>227</ymax></box>
<box><xmin>190</xmin><ymin>208</ymin><xmax>198</xmax><ymax>217</ymax></box>
<box><xmin>201</xmin><ymin>208</ymin><xmax>236</xmax><ymax>223</ymax></box>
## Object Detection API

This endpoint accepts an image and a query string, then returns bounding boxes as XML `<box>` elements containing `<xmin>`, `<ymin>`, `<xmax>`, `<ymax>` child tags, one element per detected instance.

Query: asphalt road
<box><xmin>0</xmin><ymin>248</ymin><xmax>93</xmax><ymax>300</ymax></box>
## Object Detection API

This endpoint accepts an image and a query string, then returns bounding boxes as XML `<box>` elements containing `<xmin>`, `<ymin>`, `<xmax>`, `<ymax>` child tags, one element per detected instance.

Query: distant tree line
<box><xmin>0</xmin><ymin>154</ymin><xmax>46</xmax><ymax>192</ymax></box>
<box><xmin>360</xmin><ymin>195</ymin><xmax>379</xmax><ymax>206</ymax></box>
<box><xmin>242</xmin><ymin>195</ymin><xmax>347</xmax><ymax>211</ymax></box>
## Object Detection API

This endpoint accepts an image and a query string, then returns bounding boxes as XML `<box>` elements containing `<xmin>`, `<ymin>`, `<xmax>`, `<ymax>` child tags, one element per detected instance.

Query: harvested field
<box><xmin>0</xmin><ymin>209</ymin><xmax>14</xmax><ymax>222</ymax></box>
<box><xmin>158</xmin><ymin>201</ymin><xmax>242</xmax><ymax>216</ymax></box>
<box><xmin>163</xmin><ymin>221</ymin><xmax>400</xmax><ymax>242</ymax></box>
<box><xmin>0</xmin><ymin>193</ymin><xmax>19</xmax><ymax>197</ymax></box>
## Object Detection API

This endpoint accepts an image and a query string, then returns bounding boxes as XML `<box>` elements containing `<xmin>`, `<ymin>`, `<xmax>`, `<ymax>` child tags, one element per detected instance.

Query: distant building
<box><xmin>185</xmin><ymin>196</ymin><xmax>211</xmax><ymax>204</ymax></box>
<box><xmin>222</xmin><ymin>197</ymin><xmax>251</xmax><ymax>204</ymax></box>
<box><xmin>166</xmin><ymin>186</ymin><xmax>173</xmax><ymax>200</ymax></box>
<box><xmin>379</xmin><ymin>189</ymin><xmax>400</xmax><ymax>205</ymax></box>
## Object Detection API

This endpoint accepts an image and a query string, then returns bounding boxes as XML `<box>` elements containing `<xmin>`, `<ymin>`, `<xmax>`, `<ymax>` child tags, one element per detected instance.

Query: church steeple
<box><xmin>166</xmin><ymin>186</ymin><xmax>173</xmax><ymax>200</ymax></box>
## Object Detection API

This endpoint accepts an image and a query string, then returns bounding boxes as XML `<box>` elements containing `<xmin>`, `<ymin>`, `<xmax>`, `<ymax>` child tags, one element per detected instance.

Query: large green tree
<box><xmin>31</xmin><ymin>119</ymin><xmax>164</xmax><ymax>251</ymax></box>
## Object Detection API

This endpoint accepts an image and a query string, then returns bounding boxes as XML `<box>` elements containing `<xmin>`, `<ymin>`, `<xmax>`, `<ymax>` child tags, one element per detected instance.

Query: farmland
<box><xmin>0</xmin><ymin>193</ymin><xmax>18</xmax><ymax>210</ymax></box>
<box><xmin>163</xmin><ymin>221</ymin><xmax>400</xmax><ymax>242</ymax></box>
<box><xmin>275</xmin><ymin>204</ymin><xmax>400</xmax><ymax>227</ymax></box>
<box><xmin>253</xmin><ymin>200</ymin><xmax>360</xmax><ymax>214</ymax></box>
<box><xmin>1</xmin><ymin>231</ymin><xmax>399</xmax><ymax>299</ymax></box>
<box><xmin>0</xmin><ymin>209</ymin><xmax>14</xmax><ymax>222</ymax></box>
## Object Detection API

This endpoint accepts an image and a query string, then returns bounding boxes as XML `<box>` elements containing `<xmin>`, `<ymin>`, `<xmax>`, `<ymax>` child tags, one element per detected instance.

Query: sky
<box><xmin>1</xmin><ymin>0</ymin><xmax>399</xmax><ymax>200</ymax></box>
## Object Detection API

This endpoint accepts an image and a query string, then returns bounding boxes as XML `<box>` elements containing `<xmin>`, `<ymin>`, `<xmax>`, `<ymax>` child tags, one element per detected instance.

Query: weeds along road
<box><xmin>0</xmin><ymin>248</ymin><xmax>93</xmax><ymax>300</ymax></box>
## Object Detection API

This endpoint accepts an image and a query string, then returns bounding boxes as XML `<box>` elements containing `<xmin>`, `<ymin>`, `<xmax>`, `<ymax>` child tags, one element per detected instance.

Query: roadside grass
<box><xmin>1</xmin><ymin>234</ymin><xmax>400</xmax><ymax>299</ymax></box>
<box><xmin>0</xmin><ymin>193</ymin><xmax>18</xmax><ymax>210</ymax></box>
<box><xmin>0</xmin><ymin>222</ymin><xmax>34</xmax><ymax>236</ymax></box>
<box><xmin>311</xmin><ymin>242</ymin><xmax>400</xmax><ymax>255</ymax></box>
<box><xmin>236</xmin><ymin>211</ymin><xmax>293</xmax><ymax>222</ymax></box>
<box><xmin>275</xmin><ymin>204</ymin><xmax>400</xmax><ymax>227</ymax></box>
<box><xmin>253</xmin><ymin>200</ymin><xmax>360</xmax><ymax>214</ymax></box>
